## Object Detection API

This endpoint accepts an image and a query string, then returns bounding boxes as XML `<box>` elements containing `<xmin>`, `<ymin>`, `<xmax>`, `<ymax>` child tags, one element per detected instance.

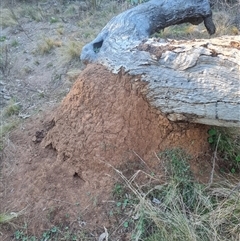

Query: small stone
<box><xmin>3</xmin><ymin>95</ymin><xmax>11</xmax><ymax>100</ymax></box>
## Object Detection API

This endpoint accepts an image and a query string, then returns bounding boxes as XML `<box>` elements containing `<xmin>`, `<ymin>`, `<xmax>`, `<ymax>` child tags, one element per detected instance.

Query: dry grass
<box><xmin>155</xmin><ymin>24</ymin><xmax>208</xmax><ymax>40</ymax></box>
<box><xmin>3</xmin><ymin>99</ymin><xmax>21</xmax><ymax>117</ymax></box>
<box><xmin>89</xmin><ymin>0</ymin><xmax>102</xmax><ymax>10</ymax></box>
<box><xmin>210</xmin><ymin>0</ymin><xmax>240</xmax><ymax>10</ymax></box>
<box><xmin>0</xmin><ymin>5</ymin><xmax>43</xmax><ymax>29</ymax></box>
<box><xmin>66</xmin><ymin>69</ymin><xmax>82</xmax><ymax>81</ymax></box>
<box><xmin>56</xmin><ymin>26</ymin><xmax>64</xmax><ymax>35</ymax></box>
<box><xmin>64</xmin><ymin>4</ymin><xmax>80</xmax><ymax>16</ymax></box>
<box><xmin>36</xmin><ymin>37</ymin><xmax>62</xmax><ymax>55</ymax></box>
<box><xmin>58</xmin><ymin>2</ymin><xmax>124</xmax><ymax>63</ymax></box>
<box><xmin>0</xmin><ymin>44</ymin><xmax>11</xmax><ymax>76</ymax></box>
<box><xmin>60</xmin><ymin>41</ymin><xmax>83</xmax><ymax>62</ymax></box>
<box><xmin>109</xmin><ymin>149</ymin><xmax>240</xmax><ymax>241</ymax></box>
<box><xmin>213</xmin><ymin>10</ymin><xmax>240</xmax><ymax>35</ymax></box>
<box><xmin>0</xmin><ymin>8</ymin><xmax>17</xmax><ymax>28</ymax></box>
<box><xmin>155</xmin><ymin>3</ymin><xmax>239</xmax><ymax>39</ymax></box>
<box><xmin>17</xmin><ymin>5</ymin><xmax>43</xmax><ymax>22</ymax></box>
<box><xmin>77</xmin><ymin>1</ymin><xmax>126</xmax><ymax>39</ymax></box>
<box><xmin>0</xmin><ymin>99</ymin><xmax>21</xmax><ymax>151</ymax></box>
<box><xmin>208</xmin><ymin>127</ymin><xmax>240</xmax><ymax>173</ymax></box>
<box><xmin>0</xmin><ymin>119</ymin><xmax>19</xmax><ymax>151</ymax></box>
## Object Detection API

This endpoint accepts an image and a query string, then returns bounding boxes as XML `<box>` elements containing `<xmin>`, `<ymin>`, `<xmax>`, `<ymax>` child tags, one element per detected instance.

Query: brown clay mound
<box><xmin>43</xmin><ymin>64</ymin><xmax>209</xmax><ymax>167</ymax></box>
<box><xmin>1</xmin><ymin>64</ymin><xmax>211</xmax><ymax>239</ymax></box>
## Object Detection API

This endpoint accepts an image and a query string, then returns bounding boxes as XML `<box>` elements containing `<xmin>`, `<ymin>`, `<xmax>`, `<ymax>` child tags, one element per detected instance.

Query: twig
<box><xmin>45</xmin><ymin>198</ymin><xmax>76</xmax><ymax>205</ymax></box>
<box><xmin>132</xmin><ymin>150</ymin><xmax>151</xmax><ymax>171</ymax></box>
<box><xmin>154</xmin><ymin>151</ymin><xmax>168</xmax><ymax>179</ymax></box>
<box><xmin>209</xmin><ymin>133</ymin><xmax>221</xmax><ymax>186</ymax></box>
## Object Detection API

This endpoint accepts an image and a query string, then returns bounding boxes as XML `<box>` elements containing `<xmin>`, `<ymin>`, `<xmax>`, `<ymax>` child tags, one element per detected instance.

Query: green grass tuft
<box><xmin>0</xmin><ymin>213</ymin><xmax>18</xmax><ymax>224</ymax></box>
<box><xmin>4</xmin><ymin>99</ymin><xmax>21</xmax><ymax>117</ymax></box>
<box><xmin>208</xmin><ymin>127</ymin><xmax>240</xmax><ymax>173</ymax></box>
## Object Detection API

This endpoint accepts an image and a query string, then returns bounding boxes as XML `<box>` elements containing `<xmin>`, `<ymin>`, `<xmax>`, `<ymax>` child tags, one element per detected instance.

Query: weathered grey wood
<box><xmin>80</xmin><ymin>0</ymin><xmax>240</xmax><ymax>128</ymax></box>
<box><xmin>82</xmin><ymin>34</ymin><xmax>240</xmax><ymax>127</ymax></box>
<box><xmin>80</xmin><ymin>0</ymin><xmax>215</xmax><ymax>63</ymax></box>
<box><xmin>136</xmin><ymin>37</ymin><xmax>240</xmax><ymax>127</ymax></box>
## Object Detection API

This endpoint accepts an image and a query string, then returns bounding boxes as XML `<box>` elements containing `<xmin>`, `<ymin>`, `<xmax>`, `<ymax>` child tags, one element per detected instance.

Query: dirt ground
<box><xmin>1</xmin><ymin>1</ymin><xmax>239</xmax><ymax>240</ymax></box>
<box><xmin>0</xmin><ymin>0</ymin><xmax>128</xmax><ymax>114</ymax></box>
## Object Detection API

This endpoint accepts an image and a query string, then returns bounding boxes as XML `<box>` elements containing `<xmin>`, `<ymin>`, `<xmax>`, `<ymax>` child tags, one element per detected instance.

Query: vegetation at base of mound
<box><xmin>112</xmin><ymin>149</ymin><xmax>240</xmax><ymax>241</ymax></box>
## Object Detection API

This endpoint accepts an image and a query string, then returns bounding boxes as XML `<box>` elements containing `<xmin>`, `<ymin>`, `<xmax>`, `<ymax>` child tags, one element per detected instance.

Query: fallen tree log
<box><xmin>80</xmin><ymin>0</ymin><xmax>240</xmax><ymax>128</ymax></box>
<box><xmin>134</xmin><ymin>36</ymin><xmax>240</xmax><ymax>127</ymax></box>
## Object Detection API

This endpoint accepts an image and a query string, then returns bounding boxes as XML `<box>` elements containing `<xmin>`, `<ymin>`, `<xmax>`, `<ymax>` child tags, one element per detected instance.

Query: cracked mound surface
<box><xmin>1</xmin><ymin>64</ymin><xmax>211</xmax><ymax>237</ymax></box>
<box><xmin>43</xmin><ymin>64</ymin><xmax>209</xmax><ymax>168</ymax></box>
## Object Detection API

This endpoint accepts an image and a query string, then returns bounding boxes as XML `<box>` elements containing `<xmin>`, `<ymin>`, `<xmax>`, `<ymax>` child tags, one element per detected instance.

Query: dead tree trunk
<box><xmin>80</xmin><ymin>0</ymin><xmax>240</xmax><ymax>128</ymax></box>
<box><xmin>80</xmin><ymin>0</ymin><xmax>215</xmax><ymax>63</ymax></box>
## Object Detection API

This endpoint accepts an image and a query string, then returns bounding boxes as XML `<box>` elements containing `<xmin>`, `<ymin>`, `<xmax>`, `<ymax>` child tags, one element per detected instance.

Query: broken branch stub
<box><xmin>80</xmin><ymin>0</ymin><xmax>240</xmax><ymax>128</ymax></box>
